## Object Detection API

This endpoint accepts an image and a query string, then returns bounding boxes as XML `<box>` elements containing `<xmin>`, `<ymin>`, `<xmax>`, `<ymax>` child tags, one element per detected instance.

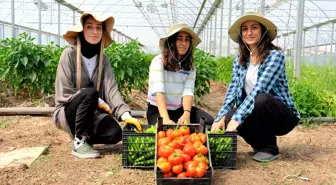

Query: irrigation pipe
<box><xmin>0</xmin><ymin>107</ymin><xmax>335</xmax><ymax>123</ymax></box>
<box><xmin>0</xmin><ymin>107</ymin><xmax>146</xmax><ymax>118</ymax></box>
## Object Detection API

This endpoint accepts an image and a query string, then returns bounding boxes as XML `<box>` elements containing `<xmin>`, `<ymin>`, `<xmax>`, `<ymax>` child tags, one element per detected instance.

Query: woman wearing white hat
<box><xmin>146</xmin><ymin>23</ymin><xmax>214</xmax><ymax>125</ymax></box>
<box><xmin>211</xmin><ymin>11</ymin><xmax>300</xmax><ymax>162</ymax></box>
<box><xmin>52</xmin><ymin>12</ymin><xmax>142</xmax><ymax>159</ymax></box>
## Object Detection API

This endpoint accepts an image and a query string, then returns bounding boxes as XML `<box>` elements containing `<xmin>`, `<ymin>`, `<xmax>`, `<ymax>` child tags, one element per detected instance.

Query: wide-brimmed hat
<box><xmin>63</xmin><ymin>12</ymin><xmax>114</xmax><ymax>48</ymax></box>
<box><xmin>159</xmin><ymin>23</ymin><xmax>201</xmax><ymax>51</ymax></box>
<box><xmin>228</xmin><ymin>11</ymin><xmax>277</xmax><ymax>43</ymax></box>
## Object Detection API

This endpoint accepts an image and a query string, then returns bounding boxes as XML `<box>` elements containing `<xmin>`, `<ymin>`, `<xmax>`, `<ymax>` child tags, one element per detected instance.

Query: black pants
<box><xmin>224</xmin><ymin>93</ymin><xmax>299</xmax><ymax>155</ymax></box>
<box><xmin>146</xmin><ymin>103</ymin><xmax>214</xmax><ymax>125</ymax></box>
<box><xmin>64</xmin><ymin>88</ymin><xmax>122</xmax><ymax>144</ymax></box>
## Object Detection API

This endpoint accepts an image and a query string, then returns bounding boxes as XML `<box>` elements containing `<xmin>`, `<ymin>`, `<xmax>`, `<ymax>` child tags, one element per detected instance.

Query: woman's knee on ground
<box><xmin>255</xmin><ymin>93</ymin><xmax>273</xmax><ymax>109</ymax></box>
<box><xmin>204</xmin><ymin>116</ymin><xmax>214</xmax><ymax>125</ymax></box>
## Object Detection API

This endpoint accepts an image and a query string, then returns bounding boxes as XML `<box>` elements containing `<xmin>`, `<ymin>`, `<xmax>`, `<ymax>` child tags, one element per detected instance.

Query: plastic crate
<box><xmin>155</xmin><ymin>118</ymin><xmax>213</xmax><ymax>185</ymax></box>
<box><xmin>206</xmin><ymin>128</ymin><xmax>237</xmax><ymax>169</ymax></box>
<box><xmin>156</xmin><ymin>168</ymin><xmax>213</xmax><ymax>185</ymax></box>
<box><xmin>122</xmin><ymin>124</ymin><xmax>156</xmax><ymax>169</ymax></box>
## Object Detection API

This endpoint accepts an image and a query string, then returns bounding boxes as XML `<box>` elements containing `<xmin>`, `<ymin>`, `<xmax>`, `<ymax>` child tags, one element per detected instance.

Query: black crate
<box><xmin>156</xmin><ymin>167</ymin><xmax>213</xmax><ymax>185</ymax></box>
<box><xmin>155</xmin><ymin>118</ymin><xmax>213</xmax><ymax>185</ymax></box>
<box><xmin>122</xmin><ymin>124</ymin><xmax>156</xmax><ymax>169</ymax></box>
<box><xmin>206</xmin><ymin>129</ymin><xmax>237</xmax><ymax>169</ymax></box>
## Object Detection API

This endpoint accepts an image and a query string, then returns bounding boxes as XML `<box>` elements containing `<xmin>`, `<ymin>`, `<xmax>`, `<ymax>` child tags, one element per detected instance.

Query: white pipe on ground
<box><xmin>0</xmin><ymin>108</ymin><xmax>335</xmax><ymax>123</ymax></box>
<box><xmin>0</xmin><ymin>107</ymin><xmax>146</xmax><ymax>118</ymax></box>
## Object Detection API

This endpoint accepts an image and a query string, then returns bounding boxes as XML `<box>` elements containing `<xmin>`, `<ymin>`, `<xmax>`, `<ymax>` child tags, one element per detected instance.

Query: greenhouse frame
<box><xmin>1</xmin><ymin>0</ymin><xmax>336</xmax><ymax>79</ymax></box>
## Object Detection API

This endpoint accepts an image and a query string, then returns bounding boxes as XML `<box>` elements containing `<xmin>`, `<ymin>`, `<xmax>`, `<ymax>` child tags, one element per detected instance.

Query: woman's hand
<box><xmin>163</xmin><ymin>117</ymin><xmax>175</xmax><ymax>124</ymax></box>
<box><xmin>211</xmin><ymin>117</ymin><xmax>225</xmax><ymax>132</ymax></box>
<box><xmin>178</xmin><ymin>112</ymin><xmax>190</xmax><ymax>124</ymax></box>
<box><xmin>226</xmin><ymin>120</ymin><xmax>239</xmax><ymax>131</ymax></box>
<box><xmin>211</xmin><ymin>121</ymin><xmax>224</xmax><ymax>132</ymax></box>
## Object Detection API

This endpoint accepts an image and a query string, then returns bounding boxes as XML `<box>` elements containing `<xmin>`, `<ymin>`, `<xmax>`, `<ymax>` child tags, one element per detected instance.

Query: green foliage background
<box><xmin>1</xmin><ymin>33</ymin><xmax>335</xmax><ymax>119</ymax></box>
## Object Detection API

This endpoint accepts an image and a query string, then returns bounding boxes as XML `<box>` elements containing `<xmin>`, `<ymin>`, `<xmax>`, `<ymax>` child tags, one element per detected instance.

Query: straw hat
<box><xmin>228</xmin><ymin>11</ymin><xmax>277</xmax><ymax>43</ymax></box>
<box><xmin>63</xmin><ymin>12</ymin><xmax>114</xmax><ymax>91</ymax></box>
<box><xmin>159</xmin><ymin>23</ymin><xmax>201</xmax><ymax>51</ymax></box>
<box><xmin>63</xmin><ymin>12</ymin><xmax>114</xmax><ymax>48</ymax></box>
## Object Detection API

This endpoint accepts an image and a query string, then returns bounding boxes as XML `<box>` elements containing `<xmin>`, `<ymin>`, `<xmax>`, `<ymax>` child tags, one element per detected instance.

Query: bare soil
<box><xmin>1</xmin><ymin>81</ymin><xmax>336</xmax><ymax>185</ymax></box>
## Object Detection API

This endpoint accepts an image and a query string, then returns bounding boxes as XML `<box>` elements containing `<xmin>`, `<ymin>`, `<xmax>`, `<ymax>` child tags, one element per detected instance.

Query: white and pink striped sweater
<box><xmin>147</xmin><ymin>55</ymin><xmax>196</xmax><ymax>110</ymax></box>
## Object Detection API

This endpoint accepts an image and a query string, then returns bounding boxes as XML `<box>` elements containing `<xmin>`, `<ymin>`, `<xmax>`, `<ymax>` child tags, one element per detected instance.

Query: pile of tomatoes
<box><xmin>156</xmin><ymin>126</ymin><xmax>209</xmax><ymax>178</ymax></box>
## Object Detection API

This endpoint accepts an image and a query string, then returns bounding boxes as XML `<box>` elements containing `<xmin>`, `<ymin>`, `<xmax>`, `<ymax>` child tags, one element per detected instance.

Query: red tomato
<box><xmin>157</xmin><ymin>162</ymin><xmax>172</xmax><ymax>173</ymax></box>
<box><xmin>174</xmin><ymin>149</ymin><xmax>184</xmax><ymax>154</ymax></box>
<box><xmin>186</xmin><ymin>161</ymin><xmax>198</xmax><ymax>177</ymax></box>
<box><xmin>167</xmin><ymin>140</ymin><xmax>178</xmax><ymax>149</ymax></box>
<box><xmin>157</xmin><ymin>157</ymin><xmax>168</xmax><ymax>164</ymax></box>
<box><xmin>198</xmin><ymin>133</ymin><xmax>207</xmax><ymax>144</ymax></box>
<box><xmin>163</xmin><ymin>171</ymin><xmax>173</xmax><ymax>178</ymax></box>
<box><xmin>158</xmin><ymin>137</ymin><xmax>171</xmax><ymax>147</ymax></box>
<box><xmin>190</xmin><ymin>133</ymin><xmax>201</xmax><ymax>143</ymax></box>
<box><xmin>195</xmin><ymin>165</ymin><xmax>207</xmax><ymax>178</ymax></box>
<box><xmin>171</xmin><ymin>164</ymin><xmax>183</xmax><ymax>174</ymax></box>
<box><xmin>166</xmin><ymin>129</ymin><xmax>174</xmax><ymax>138</ymax></box>
<box><xmin>183</xmin><ymin>144</ymin><xmax>196</xmax><ymax>157</ymax></box>
<box><xmin>184</xmin><ymin>160</ymin><xmax>193</xmax><ymax>170</ymax></box>
<box><xmin>195</xmin><ymin>145</ymin><xmax>208</xmax><ymax>155</ymax></box>
<box><xmin>185</xmin><ymin>136</ymin><xmax>194</xmax><ymax>144</ymax></box>
<box><xmin>158</xmin><ymin>145</ymin><xmax>174</xmax><ymax>158</ymax></box>
<box><xmin>193</xmin><ymin>154</ymin><xmax>208</xmax><ymax>164</ymax></box>
<box><xmin>186</xmin><ymin>161</ymin><xmax>207</xmax><ymax>178</ymax></box>
<box><xmin>182</xmin><ymin>153</ymin><xmax>191</xmax><ymax>163</ymax></box>
<box><xmin>179</xmin><ymin>126</ymin><xmax>190</xmax><ymax>136</ymax></box>
<box><xmin>193</xmin><ymin>140</ymin><xmax>203</xmax><ymax>149</ymax></box>
<box><xmin>172</xmin><ymin>129</ymin><xmax>183</xmax><ymax>139</ymax></box>
<box><xmin>198</xmin><ymin>161</ymin><xmax>208</xmax><ymax>170</ymax></box>
<box><xmin>168</xmin><ymin>151</ymin><xmax>184</xmax><ymax>165</ymax></box>
<box><xmin>177</xmin><ymin>172</ymin><xmax>188</xmax><ymax>178</ymax></box>
<box><xmin>174</xmin><ymin>136</ymin><xmax>187</xmax><ymax>149</ymax></box>
<box><xmin>158</xmin><ymin>131</ymin><xmax>166</xmax><ymax>139</ymax></box>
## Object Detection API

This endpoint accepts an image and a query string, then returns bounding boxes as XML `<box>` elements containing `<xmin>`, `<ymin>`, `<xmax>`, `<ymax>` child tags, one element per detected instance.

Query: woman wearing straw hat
<box><xmin>211</xmin><ymin>11</ymin><xmax>300</xmax><ymax>162</ymax></box>
<box><xmin>52</xmin><ymin>12</ymin><xmax>142</xmax><ymax>159</ymax></box>
<box><xmin>146</xmin><ymin>23</ymin><xmax>214</xmax><ymax>125</ymax></box>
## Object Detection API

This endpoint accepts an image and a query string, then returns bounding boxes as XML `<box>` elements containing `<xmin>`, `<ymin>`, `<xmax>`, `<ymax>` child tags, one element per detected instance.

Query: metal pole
<box><xmin>302</xmin><ymin>30</ymin><xmax>306</xmax><ymax>57</ymax></box>
<box><xmin>206</xmin><ymin>25</ymin><xmax>209</xmax><ymax>53</ymax></box>
<box><xmin>293</xmin><ymin>33</ymin><xmax>295</xmax><ymax>61</ymax></box>
<box><xmin>241</xmin><ymin>0</ymin><xmax>245</xmax><ymax>16</ymax></box>
<box><xmin>294</xmin><ymin>0</ymin><xmax>305</xmax><ymax>80</ymax></box>
<box><xmin>205</xmin><ymin>27</ymin><xmax>208</xmax><ymax>52</ymax></box>
<box><xmin>315</xmin><ymin>26</ymin><xmax>319</xmax><ymax>64</ymax></box>
<box><xmin>276</xmin><ymin>37</ymin><xmax>279</xmax><ymax>45</ymax></box>
<box><xmin>219</xmin><ymin>1</ymin><xmax>224</xmax><ymax>57</ymax></box>
<box><xmin>227</xmin><ymin>0</ymin><xmax>232</xmax><ymax>56</ymax></box>
<box><xmin>11</xmin><ymin>0</ymin><xmax>15</xmax><ymax>38</ymax></box>
<box><xmin>214</xmin><ymin>9</ymin><xmax>217</xmax><ymax>57</ymax></box>
<box><xmin>1</xmin><ymin>22</ymin><xmax>4</xmax><ymax>39</ymax></box>
<box><xmin>38</xmin><ymin>0</ymin><xmax>41</xmax><ymax>45</ymax></box>
<box><xmin>330</xmin><ymin>22</ymin><xmax>334</xmax><ymax>55</ymax></box>
<box><xmin>73</xmin><ymin>11</ymin><xmax>76</xmax><ymax>25</ymax></box>
<box><xmin>209</xmin><ymin>17</ymin><xmax>213</xmax><ymax>54</ymax></box>
<box><xmin>260</xmin><ymin>0</ymin><xmax>265</xmax><ymax>14</ymax></box>
<box><xmin>202</xmin><ymin>31</ymin><xmax>205</xmax><ymax>50</ymax></box>
<box><xmin>58</xmin><ymin>2</ymin><xmax>61</xmax><ymax>45</ymax></box>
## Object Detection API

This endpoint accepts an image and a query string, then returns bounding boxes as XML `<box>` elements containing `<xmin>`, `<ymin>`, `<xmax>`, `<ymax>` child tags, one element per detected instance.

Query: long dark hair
<box><xmin>162</xmin><ymin>32</ymin><xmax>194</xmax><ymax>71</ymax></box>
<box><xmin>238</xmin><ymin>23</ymin><xmax>282</xmax><ymax>65</ymax></box>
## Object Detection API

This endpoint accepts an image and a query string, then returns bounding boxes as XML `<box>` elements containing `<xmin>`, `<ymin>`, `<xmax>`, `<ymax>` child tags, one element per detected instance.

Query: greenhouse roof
<box><xmin>1</xmin><ymin>0</ymin><xmax>336</xmax><ymax>54</ymax></box>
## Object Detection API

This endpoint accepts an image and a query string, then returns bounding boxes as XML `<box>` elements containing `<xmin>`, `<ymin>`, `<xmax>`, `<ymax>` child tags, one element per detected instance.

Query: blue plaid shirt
<box><xmin>214</xmin><ymin>50</ymin><xmax>300</xmax><ymax>124</ymax></box>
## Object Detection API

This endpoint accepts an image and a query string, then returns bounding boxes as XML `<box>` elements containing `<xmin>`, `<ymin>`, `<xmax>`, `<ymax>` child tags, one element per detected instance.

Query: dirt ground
<box><xmin>0</xmin><ymin>82</ymin><xmax>336</xmax><ymax>185</ymax></box>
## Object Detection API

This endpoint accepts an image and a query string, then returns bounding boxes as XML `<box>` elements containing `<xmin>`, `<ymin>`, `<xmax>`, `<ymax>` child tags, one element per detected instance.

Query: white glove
<box><xmin>121</xmin><ymin>112</ymin><xmax>133</xmax><ymax>121</ymax></box>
